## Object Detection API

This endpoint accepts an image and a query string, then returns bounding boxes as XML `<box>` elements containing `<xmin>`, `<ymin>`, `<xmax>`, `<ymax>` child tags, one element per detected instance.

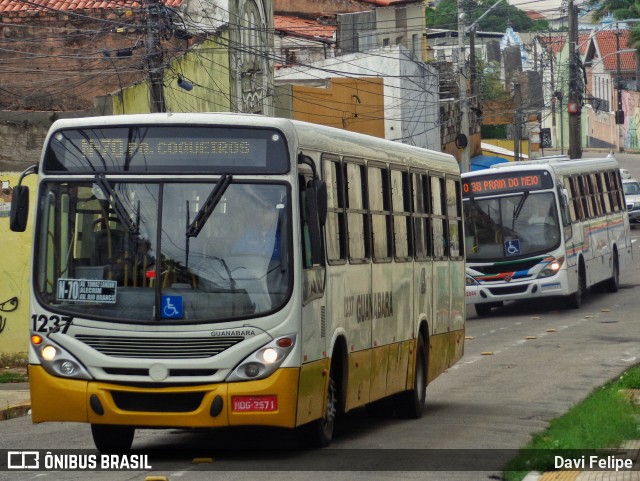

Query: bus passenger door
<box><xmin>297</xmin><ymin>161</ymin><xmax>328</xmax><ymax>426</ymax></box>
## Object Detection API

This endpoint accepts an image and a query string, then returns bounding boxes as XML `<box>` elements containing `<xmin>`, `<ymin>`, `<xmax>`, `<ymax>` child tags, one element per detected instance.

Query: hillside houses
<box><xmin>1</xmin><ymin>0</ymin><xmax>640</xmax><ymax>173</ymax></box>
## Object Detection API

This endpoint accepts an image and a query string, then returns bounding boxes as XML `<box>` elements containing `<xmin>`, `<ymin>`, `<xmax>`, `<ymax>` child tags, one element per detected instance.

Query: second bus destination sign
<box><xmin>463</xmin><ymin>170</ymin><xmax>554</xmax><ymax>196</ymax></box>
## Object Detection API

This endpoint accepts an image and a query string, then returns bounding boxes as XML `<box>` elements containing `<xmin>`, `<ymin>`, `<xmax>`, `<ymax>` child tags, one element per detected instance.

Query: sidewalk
<box><xmin>0</xmin><ymin>382</ymin><xmax>30</xmax><ymax>420</ymax></box>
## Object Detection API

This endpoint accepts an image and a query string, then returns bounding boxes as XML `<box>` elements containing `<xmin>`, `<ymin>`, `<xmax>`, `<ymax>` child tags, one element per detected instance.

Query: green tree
<box><xmin>585</xmin><ymin>0</ymin><xmax>639</xmax><ymax>22</ymax></box>
<box><xmin>476</xmin><ymin>58</ymin><xmax>510</xmax><ymax>101</ymax></box>
<box><xmin>426</xmin><ymin>0</ymin><xmax>535</xmax><ymax>32</ymax></box>
<box><xmin>584</xmin><ymin>0</ymin><xmax>640</xmax><ymax>55</ymax></box>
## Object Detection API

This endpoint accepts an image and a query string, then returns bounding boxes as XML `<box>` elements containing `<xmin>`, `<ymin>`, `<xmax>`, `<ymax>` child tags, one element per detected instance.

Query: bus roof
<box><xmin>47</xmin><ymin>113</ymin><xmax>460</xmax><ymax>176</ymax></box>
<box><xmin>462</xmin><ymin>156</ymin><xmax>620</xmax><ymax>179</ymax></box>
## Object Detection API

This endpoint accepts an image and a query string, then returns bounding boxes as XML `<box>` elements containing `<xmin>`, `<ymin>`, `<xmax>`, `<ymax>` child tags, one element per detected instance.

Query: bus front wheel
<box><xmin>395</xmin><ymin>333</ymin><xmax>427</xmax><ymax>419</ymax></box>
<box><xmin>605</xmin><ymin>254</ymin><xmax>619</xmax><ymax>293</ymax></box>
<box><xmin>474</xmin><ymin>303</ymin><xmax>493</xmax><ymax>317</ymax></box>
<box><xmin>566</xmin><ymin>264</ymin><xmax>586</xmax><ymax>309</ymax></box>
<box><xmin>91</xmin><ymin>424</ymin><xmax>135</xmax><ymax>453</ymax></box>
<box><xmin>295</xmin><ymin>367</ymin><xmax>337</xmax><ymax>448</ymax></box>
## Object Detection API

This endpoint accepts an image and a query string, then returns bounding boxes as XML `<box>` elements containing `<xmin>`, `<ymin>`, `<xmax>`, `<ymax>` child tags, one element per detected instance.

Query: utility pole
<box><xmin>146</xmin><ymin>0</ymin><xmax>165</xmax><ymax>113</ymax></box>
<box><xmin>457</xmin><ymin>0</ymin><xmax>470</xmax><ymax>173</ymax></box>
<box><xmin>567</xmin><ymin>0</ymin><xmax>582</xmax><ymax>159</ymax></box>
<box><xmin>615</xmin><ymin>24</ymin><xmax>625</xmax><ymax>151</ymax></box>
<box><xmin>514</xmin><ymin>82</ymin><xmax>521</xmax><ymax>161</ymax></box>
<box><xmin>550</xmin><ymin>46</ymin><xmax>557</xmax><ymax>149</ymax></box>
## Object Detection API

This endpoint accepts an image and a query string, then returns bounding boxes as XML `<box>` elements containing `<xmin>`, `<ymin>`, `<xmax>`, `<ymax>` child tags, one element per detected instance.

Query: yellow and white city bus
<box><xmin>463</xmin><ymin>157</ymin><xmax>632</xmax><ymax>317</ymax></box>
<box><xmin>10</xmin><ymin>113</ymin><xmax>465</xmax><ymax>451</ymax></box>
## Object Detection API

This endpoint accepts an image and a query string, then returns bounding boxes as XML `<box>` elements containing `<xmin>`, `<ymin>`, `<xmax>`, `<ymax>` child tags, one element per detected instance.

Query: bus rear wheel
<box><xmin>91</xmin><ymin>424</ymin><xmax>135</xmax><ymax>453</ymax></box>
<box><xmin>395</xmin><ymin>333</ymin><xmax>427</xmax><ymax>419</ymax></box>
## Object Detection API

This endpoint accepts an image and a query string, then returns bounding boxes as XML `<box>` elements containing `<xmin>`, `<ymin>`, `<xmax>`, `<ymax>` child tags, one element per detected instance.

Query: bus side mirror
<box><xmin>10</xmin><ymin>185</ymin><xmax>29</xmax><ymax>232</ymax></box>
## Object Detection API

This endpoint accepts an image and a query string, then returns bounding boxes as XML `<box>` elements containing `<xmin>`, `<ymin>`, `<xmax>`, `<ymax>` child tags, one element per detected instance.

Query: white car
<box><xmin>622</xmin><ymin>178</ymin><xmax>640</xmax><ymax>224</ymax></box>
<box><xmin>620</xmin><ymin>168</ymin><xmax>631</xmax><ymax>179</ymax></box>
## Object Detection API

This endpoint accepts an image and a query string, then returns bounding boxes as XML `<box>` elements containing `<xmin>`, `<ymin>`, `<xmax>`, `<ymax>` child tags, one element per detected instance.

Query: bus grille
<box><xmin>474</xmin><ymin>258</ymin><xmax>543</xmax><ymax>275</ymax></box>
<box><xmin>111</xmin><ymin>391</ymin><xmax>205</xmax><ymax>412</ymax></box>
<box><xmin>488</xmin><ymin>285</ymin><xmax>529</xmax><ymax>295</ymax></box>
<box><xmin>75</xmin><ymin>335</ymin><xmax>244</xmax><ymax>359</ymax></box>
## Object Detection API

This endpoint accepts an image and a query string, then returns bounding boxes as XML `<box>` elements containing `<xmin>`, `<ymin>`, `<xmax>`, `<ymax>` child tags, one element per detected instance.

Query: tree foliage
<box><xmin>585</xmin><ymin>0</ymin><xmax>639</xmax><ymax>22</ymax></box>
<box><xmin>475</xmin><ymin>58</ymin><xmax>510</xmax><ymax>101</ymax></box>
<box><xmin>426</xmin><ymin>0</ymin><xmax>535</xmax><ymax>32</ymax></box>
<box><xmin>584</xmin><ymin>0</ymin><xmax>640</xmax><ymax>55</ymax></box>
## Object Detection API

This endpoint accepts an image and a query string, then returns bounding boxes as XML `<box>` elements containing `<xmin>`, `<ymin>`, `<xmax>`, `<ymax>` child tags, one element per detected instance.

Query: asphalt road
<box><xmin>1</xmin><ymin>149</ymin><xmax>639</xmax><ymax>481</ymax></box>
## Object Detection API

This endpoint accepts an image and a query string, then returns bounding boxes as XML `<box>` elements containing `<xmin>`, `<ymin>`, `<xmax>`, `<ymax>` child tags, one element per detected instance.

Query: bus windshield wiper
<box><xmin>95</xmin><ymin>173</ymin><xmax>138</xmax><ymax>234</ymax></box>
<box><xmin>186</xmin><ymin>174</ymin><xmax>232</xmax><ymax>238</ymax></box>
<box><xmin>513</xmin><ymin>191</ymin><xmax>529</xmax><ymax>222</ymax></box>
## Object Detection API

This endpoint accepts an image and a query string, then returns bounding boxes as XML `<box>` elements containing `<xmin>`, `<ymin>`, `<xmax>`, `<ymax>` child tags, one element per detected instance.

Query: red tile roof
<box><xmin>594</xmin><ymin>30</ymin><xmax>637</xmax><ymax>71</ymax></box>
<box><xmin>356</xmin><ymin>0</ymin><xmax>420</xmax><ymax>5</ymax></box>
<box><xmin>538</xmin><ymin>34</ymin><xmax>566</xmax><ymax>55</ymax></box>
<box><xmin>525</xmin><ymin>10</ymin><xmax>545</xmax><ymax>21</ymax></box>
<box><xmin>578</xmin><ymin>32</ymin><xmax>590</xmax><ymax>55</ymax></box>
<box><xmin>0</xmin><ymin>0</ymin><xmax>183</xmax><ymax>13</ymax></box>
<box><xmin>274</xmin><ymin>15</ymin><xmax>335</xmax><ymax>41</ymax></box>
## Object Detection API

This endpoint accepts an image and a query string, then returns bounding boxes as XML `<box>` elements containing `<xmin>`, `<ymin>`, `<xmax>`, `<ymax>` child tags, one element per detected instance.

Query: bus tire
<box><xmin>295</xmin><ymin>365</ymin><xmax>337</xmax><ymax>448</ymax></box>
<box><xmin>474</xmin><ymin>303</ymin><xmax>493</xmax><ymax>317</ymax></box>
<box><xmin>566</xmin><ymin>262</ymin><xmax>586</xmax><ymax>309</ymax></box>
<box><xmin>605</xmin><ymin>253</ymin><xmax>619</xmax><ymax>293</ymax></box>
<box><xmin>91</xmin><ymin>424</ymin><xmax>135</xmax><ymax>453</ymax></box>
<box><xmin>395</xmin><ymin>333</ymin><xmax>427</xmax><ymax>419</ymax></box>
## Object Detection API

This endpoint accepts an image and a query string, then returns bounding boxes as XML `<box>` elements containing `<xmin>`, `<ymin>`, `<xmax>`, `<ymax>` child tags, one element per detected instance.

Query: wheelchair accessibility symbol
<box><xmin>161</xmin><ymin>295</ymin><xmax>183</xmax><ymax>319</ymax></box>
<box><xmin>505</xmin><ymin>239</ymin><xmax>521</xmax><ymax>256</ymax></box>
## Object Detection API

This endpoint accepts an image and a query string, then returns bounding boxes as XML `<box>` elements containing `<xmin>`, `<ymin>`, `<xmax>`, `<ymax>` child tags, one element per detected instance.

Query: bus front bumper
<box><xmin>465</xmin><ymin>275</ymin><xmax>569</xmax><ymax>305</ymax></box>
<box><xmin>28</xmin><ymin>365</ymin><xmax>300</xmax><ymax>429</ymax></box>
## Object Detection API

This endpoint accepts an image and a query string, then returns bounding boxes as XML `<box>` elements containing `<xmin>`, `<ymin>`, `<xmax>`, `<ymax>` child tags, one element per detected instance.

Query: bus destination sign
<box><xmin>45</xmin><ymin>126</ymin><xmax>289</xmax><ymax>174</ymax></box>
<box><xmin>56</xmin><ymin>279</ymin><xmax>117</xmax><ymax>304</ymax></box>
<box><xmin>462</xmin><ymin>170</ymin><xmax>553</xmax><ymax>197</ymax></box>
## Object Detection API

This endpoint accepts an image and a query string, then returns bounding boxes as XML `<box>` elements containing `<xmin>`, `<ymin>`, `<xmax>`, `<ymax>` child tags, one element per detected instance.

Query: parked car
<box><xmin>620</xmin><ymin>168</ymin><xmax>631</xmax><ymax>179</ymax></box>
<box><xmin>622</xmin><ymin>178</ymin><xmax>640</xmax><ymax>225</ymax></box>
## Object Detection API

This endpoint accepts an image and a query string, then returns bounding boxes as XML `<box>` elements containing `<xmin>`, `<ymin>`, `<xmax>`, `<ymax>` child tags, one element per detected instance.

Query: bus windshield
<box><xmin>36</xmin><ymin>180</ymin><xmax>291</xmax><ymax>324</ymax></box>
<box><xmin>464</xmin><ymin>191</ymin><xmax>560</xmax><ymax>261</ymax></box>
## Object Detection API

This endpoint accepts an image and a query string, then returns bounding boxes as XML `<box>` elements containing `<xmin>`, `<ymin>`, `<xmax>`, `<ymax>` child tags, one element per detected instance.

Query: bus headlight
<box><xmin>227</xmin><ymin>335</ymin><xmax>296</xmax><ymax>382</ymax></box>
<box><xmin>465</xmin><ymin>274</ymin><xmax>479</xmax><ymax>286</ymax></box>
<box><xmin>539</xmin><ymin>256</ymin><xmax>565</xmax><ymax>278</ymax></box>
<box><xmin>31</xmin><ymin>335</ymin><xmax>91</xmax><ymax>380</ymax></box>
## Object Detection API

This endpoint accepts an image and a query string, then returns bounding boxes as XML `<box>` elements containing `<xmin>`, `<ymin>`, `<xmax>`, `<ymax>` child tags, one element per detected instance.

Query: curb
<box><xmin>0</xmin><ymin>403</ymin><xmax>31</xmax><ymax>421</ymax></box>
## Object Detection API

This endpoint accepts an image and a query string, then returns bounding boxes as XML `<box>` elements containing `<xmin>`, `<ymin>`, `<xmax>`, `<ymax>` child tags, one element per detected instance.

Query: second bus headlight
<box><xmin>539</xmin><ymin>256</ymin><xmax>565</xmax><ymax>278</ymax></box>
<box><xmin>227</xmin><ymin>335</ymin><xmax>296</xmax><ymax>382</ymax></box>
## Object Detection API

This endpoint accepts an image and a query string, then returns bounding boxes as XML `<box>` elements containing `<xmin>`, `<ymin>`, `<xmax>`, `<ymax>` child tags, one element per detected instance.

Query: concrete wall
<box><xmin>291</xmin><ymin>77</ymin><xmax>385</xmax><ymax>137</ymax></box>
<box><xmin>622</xmin><ymin>90</ymin><xmax>640</xmax><ymax>150</ymax></box>
<box><xmin>0</xmin><ymin>173</ymin><xmax>37</xmax><ymax>355</ymax></box>
<box><xmin>276</xmin><ymin>45</ymin><xmax>441</xmax><ymax>150</ymax></box>
<box><xmin>113</xmin><ymin>36</ymin><xmax>232</xmax><ymax>115</ymax></box>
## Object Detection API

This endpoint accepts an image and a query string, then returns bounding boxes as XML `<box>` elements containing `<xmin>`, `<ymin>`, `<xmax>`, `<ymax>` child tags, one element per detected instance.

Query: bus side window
<box><xmin>369</xmin><ymin>165</ymin><xmax>392</xmax><ymax>261</ymax></box>
<box><xmin>557</xmin><ymin>184</ymin><xmax>571</xmax><ymax>227</ymax></box>
<box><xmin>412</xmin><ymin>172</ymin><xmax>431</xmax><ymax>259</ymax></box>
<box><xmin>391</xmin><ymin>168</ymin><xmax>411</xmax><ymax>261</ymax></box>
<box><xmin>299</xmin><ymin>174</ymin><xmax>325</xmax><ymax>269</ymax></box>
<box><xmin>323</xmin><ymin>155</ymin><xmax>347</xmax><ymax>263</ymax></box>
<box><xmin>430</xmin><ymin>175</ymin><xmax>447</xmax><ymax>258</ymax></box>
<box><xmin>446</xmin><ymin>178</ymin><xmax>463</xmax><ymax>258</ymax></box>
<box><xmin>598</xmin><ymin>173</ymin><xmax>611</xmax><ymax>213</ymax></box>
<box><xmin>345</xmin><ymin>160</ymin><xmax>369</xmax><ymax>262</ymax></box>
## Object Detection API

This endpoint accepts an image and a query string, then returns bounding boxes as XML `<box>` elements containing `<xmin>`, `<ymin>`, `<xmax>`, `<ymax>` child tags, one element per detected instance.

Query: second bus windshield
<box><xmin>464</xmin><ymin>191</ymin><xmax>560</xmax><ymax>261</ymax></box>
